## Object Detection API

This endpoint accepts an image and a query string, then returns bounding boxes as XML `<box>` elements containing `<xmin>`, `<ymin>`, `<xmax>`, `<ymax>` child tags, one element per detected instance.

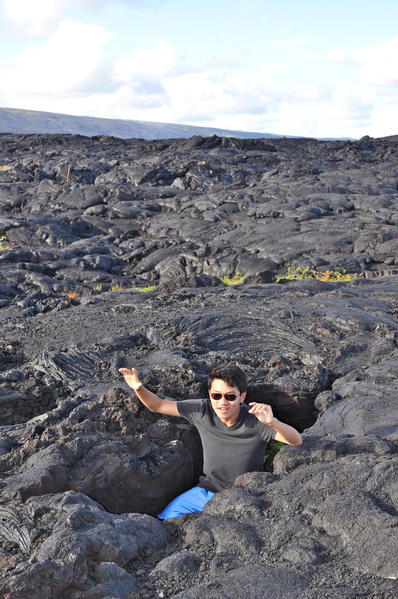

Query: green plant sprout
<box><xmin>131</xmin><ymin>285</ymin><xmax>157</xmax><ymax>293</ymax></box>
<box><xmin>220</xmin><ymin>273</ymin><xmax>245</xmax><ymax>285</ymax></box>
<box><xmin>92</xmin><ymin>283</ymin><xmax>157</xmax><ymax>294</ymax></box>
<box><xmin>275</xmin><ymin>265</ymin><xmax>355</xmax><ymax>283</ymax></box>
<box><xmin>0</xmin><ymin>236</ymin><xmax>11</xmax><ymax>251</ymax></box>
<box><xmin>263</xmin><ymin>440</ymin><xmax>284</xmax><ymax>465</ymax></box>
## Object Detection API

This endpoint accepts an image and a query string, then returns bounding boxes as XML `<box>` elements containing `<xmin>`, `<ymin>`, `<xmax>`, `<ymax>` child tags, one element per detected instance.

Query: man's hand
<box><xmin>118</xmin><ymin>367</ymin><xmax>143</xmax><ymax>391</ymax></box>
<box><xmin>249</xmin><ymin>402</ymin><xmax>302</xmax><ymax>446</ymax></box>
<box><xmin>118</xmin><ymin>367</ymin><xmax>180</xmax><ymax>417</ymax></box>
<box><xmin>248</xmin><ymin>402</ymin><xmax>274</xmax><ymax>425</ymax></box>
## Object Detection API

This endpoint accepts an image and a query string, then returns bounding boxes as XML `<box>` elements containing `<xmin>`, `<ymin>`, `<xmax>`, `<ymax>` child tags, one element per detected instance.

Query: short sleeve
<box><xmin>176</xmin><ymin>398</ymin><xmax>207</xmax><ymax>425</ymax></box>
<box><xmin>259</xmin><ymin>422</ymin><xmax>277</xmax><ymax>443</ymax></box>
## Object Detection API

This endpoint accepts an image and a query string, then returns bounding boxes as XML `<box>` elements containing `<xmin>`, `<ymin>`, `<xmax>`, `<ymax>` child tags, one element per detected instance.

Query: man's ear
<box><xmin>240</xmin><ymin>391</ymin><xmax>247</xmax><ymax>402</ymax></box>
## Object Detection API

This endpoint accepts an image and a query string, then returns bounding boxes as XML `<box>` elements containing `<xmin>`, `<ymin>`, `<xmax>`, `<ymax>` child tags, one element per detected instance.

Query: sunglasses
<box><xmin>210</xmin><ymin>392</ymin><xmax>240</xmax><ymax>402</ymax></box>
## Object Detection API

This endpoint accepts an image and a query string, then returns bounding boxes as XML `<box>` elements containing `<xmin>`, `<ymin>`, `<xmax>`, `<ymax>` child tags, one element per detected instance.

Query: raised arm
<box><xmin>248</xmin><ymin>402</ymin><xmax>302</xmax><ymax>446</ymax></box>
<box><xmin>119</xmin><ymin>368</ymin><xmax>180</xmax><ymax>417</ymax></box>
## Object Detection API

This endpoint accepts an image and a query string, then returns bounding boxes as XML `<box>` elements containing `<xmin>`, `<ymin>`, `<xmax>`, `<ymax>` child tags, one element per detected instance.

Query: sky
<box><xmin>0</xmin><ymin>0</ymin><xmax>397</xmax><ymax>138</ymax></box>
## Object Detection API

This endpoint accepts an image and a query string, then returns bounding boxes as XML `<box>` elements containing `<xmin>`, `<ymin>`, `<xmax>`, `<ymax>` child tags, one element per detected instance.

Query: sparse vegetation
<box><xmin>0</xmin><ymin>236</ymin><xmax>11</xmax><ymax>251</ymax></box>
<box><xmin>131</xmin><ymin>285</ymin><xmax>157</xmax><ymax>293</ymax></box>
<box><xmin>64</xmin><ymin>283</ymin><xmax>157</xmax><ymax>297</ymax></box>
<box><xmin>64</xmin><ymin>290</ymin><xmax>79</xmax><ymax>299</ymax></box>
<box><xmin>220</xmin><ymin>273</ymin><xmax>245</xmax><ymax>285</ymax></box>
<box><xmin>263</xmin><ymin>440</ymin><xmax>284</xmax><ymax>465</ymax></box>
<box><xmin>275</xmin><ymin>265</ymin><xmax>355</xmax><ymax>283</ymax></box>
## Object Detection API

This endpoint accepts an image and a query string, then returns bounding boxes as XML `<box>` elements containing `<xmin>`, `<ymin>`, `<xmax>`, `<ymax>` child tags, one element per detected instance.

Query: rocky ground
<box><xmin>0</xmin><ymin>132</ymin><xmax>397</xmax><ymax>598</ymax></box>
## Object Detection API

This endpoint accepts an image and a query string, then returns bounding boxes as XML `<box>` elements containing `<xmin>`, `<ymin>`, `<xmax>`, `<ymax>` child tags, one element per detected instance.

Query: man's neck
<box><xmin>218</xmin><ymin>409</ymin><xmax>240</xmax><ymax>427</ymax></box>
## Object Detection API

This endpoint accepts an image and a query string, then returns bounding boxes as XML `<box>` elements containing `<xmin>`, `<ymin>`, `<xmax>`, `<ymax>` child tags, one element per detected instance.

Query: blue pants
<box><xmin>158</xmin><ymin>486</ymin><xmax>215</xmax><ymax>519</ymax></box>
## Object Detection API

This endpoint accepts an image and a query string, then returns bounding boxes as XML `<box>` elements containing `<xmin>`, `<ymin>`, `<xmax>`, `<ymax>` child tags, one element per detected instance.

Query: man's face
<box><xmin>209</xmin><ymin>378</ymin><xmax>246</xmax><ymax>426</ymax></box>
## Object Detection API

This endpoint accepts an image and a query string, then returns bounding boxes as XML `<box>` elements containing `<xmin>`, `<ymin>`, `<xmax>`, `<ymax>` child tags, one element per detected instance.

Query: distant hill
<box><xmin>0</xmin><ymin>107</ymin><xmax>285</xmax><ymax>140</ymax></box>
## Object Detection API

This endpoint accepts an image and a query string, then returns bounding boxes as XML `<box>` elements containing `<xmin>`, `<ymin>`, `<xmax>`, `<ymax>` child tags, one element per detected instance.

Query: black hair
<box><xmin>207</xmin><ymin>362</ymin><xmax>247</xmax><ymax>393</ymax></box>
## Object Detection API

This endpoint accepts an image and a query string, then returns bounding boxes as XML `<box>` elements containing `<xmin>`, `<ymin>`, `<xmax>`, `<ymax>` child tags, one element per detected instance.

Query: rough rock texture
<box><xmin>0</xmin><ymin>133</ymin><xmax>397</xmax><ymax>598</ymax></box>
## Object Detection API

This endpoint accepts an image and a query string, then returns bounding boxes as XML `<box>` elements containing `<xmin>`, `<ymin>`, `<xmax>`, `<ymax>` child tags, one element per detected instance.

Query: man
<box><xmin>119</xmin><ymin>362</ymin><xmax>302</xmax><ymax>519</ymax></box>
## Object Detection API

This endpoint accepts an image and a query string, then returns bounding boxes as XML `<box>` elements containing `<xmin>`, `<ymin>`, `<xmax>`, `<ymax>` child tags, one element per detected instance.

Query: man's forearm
<box><xmin>269</xmin><ymin>418</ymin><xmax>302</xmax><ymax>445</ymax></box>
<box><xmin>133</xmin><ymin>384</ymin><xmax>163</xmax><ymax>412</ymax></box>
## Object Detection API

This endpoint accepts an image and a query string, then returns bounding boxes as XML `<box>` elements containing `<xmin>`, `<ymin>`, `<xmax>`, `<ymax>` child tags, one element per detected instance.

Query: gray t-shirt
<box><xmin>177</xmin><ymin>398</ymin><xmax>276</xmax><ymax>492</ymax></box>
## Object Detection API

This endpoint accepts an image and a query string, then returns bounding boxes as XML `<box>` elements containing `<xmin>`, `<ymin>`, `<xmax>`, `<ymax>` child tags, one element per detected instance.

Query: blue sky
<box><xmin>0</xmin><ymin>0</ymin><xmax>397</xmax><ymax>137</ymax></box>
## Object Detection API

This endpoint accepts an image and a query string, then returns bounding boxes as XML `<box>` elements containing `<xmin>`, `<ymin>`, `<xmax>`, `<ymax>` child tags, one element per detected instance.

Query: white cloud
<box><xmin>325</xmin><ymin>36</ymin><xmax>398</xmax><ymax>87</ymax></box>
<box><xmin>3</xmin><ymin>0</ymin><xmax>78</xmax><ymax>34</ymax></box>
<box><xmin>109</xmin><ymin>42</ymin><xmax>274</xmax><ymax>124</ymax></box>
<box><xmin>324</xmin><ymin>49</ymin><xmax>351</xmax><ymax>63</ymax></box>
<box><xmin>275</xmin><ymin>37</ymin><xmax>312</xmax><ymax>49</ymax></box>
<box><xmin>112</xmin><ymin>41</ymin><xmax>178</xmax><ymax>82</ymax></box>
<box><xmin>354</xmin><ymin>36</ymin><xmax>398</xmax><ymax>86</ymax></box>
<box><xmin>2</xmin><ymin>0</ymin><xmax>154</xmax><ymax>35</ymax></box>
<box><xmin>0</xmin><ymin>19</ymin><xmax>114</xmax><ymax>94</ymax></box>
<box><xmin>260</xmin><ymin>86</ymin><xmax>376</xmax><ymax>139</ymax></box>
<box><xmin>156</xmin><ymin>72</ymin><xmax>275</xmax><ymax>124</ymax></box>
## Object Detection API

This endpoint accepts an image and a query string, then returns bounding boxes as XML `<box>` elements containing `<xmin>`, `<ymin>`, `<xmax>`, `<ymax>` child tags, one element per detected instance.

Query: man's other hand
<box><xmin>119</xmin><ymin>367</ymin><xmax>143</xmax><ymax>391</ymax></box>
<box><xmin>248</xmin><ymin>402</ymin><xmax>274</xmax><ymax>425</ymax></box>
